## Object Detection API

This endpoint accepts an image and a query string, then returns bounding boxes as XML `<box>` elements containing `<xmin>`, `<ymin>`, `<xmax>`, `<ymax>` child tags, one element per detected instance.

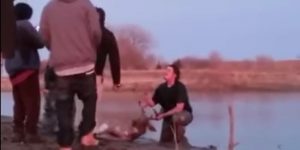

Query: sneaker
<box><xmin>81</xmin><ymin>133</ymin><xmax>99</xmax><ymax>146</ymax></box>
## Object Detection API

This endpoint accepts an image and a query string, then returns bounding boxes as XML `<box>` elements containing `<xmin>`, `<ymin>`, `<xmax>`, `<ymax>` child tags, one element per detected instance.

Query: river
<box><xmin>1</xmin><ymin>92</ymin><xmax>300</xmax><ymax>150</ymax></box>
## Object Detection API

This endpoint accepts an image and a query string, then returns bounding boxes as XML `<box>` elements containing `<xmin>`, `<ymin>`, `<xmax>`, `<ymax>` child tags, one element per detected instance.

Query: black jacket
<box><xmin>1</xmin><ymin>0</ymin><xmax>16</xmax><ymax>58</ymax></box>
<box><xmin>96</xmin><ymin>27</ymin><xmax>121</xmax><ymax>85</ymax></box>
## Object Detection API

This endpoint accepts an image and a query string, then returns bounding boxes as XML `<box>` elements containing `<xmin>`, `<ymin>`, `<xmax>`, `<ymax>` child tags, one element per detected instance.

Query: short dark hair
<box><xmin>96</xmin><ymin>7</ymin><xmax>105</xmax><ymax>28</ymax></box>
<box><xmin>15</xmin><ymin>3</ymin><xmax>32</xmax><ymax>20</ymax></box>
<box><xmin>169</xmin><ymin>64</ymin><xmax>180</xmax><ymax>81</ymax></box>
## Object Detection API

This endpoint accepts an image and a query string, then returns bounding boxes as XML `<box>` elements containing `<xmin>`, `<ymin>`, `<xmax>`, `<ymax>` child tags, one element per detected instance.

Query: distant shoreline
<box><xmin>1</xmin><ymin>70</ymin><xmax>300</xmax><ymax>92</ymax></box>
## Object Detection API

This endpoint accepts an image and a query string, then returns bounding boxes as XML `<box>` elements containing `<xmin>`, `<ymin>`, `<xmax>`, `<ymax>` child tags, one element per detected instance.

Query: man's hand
<box><xmin>156</xmin><ymin>113</ymin><xmax>166</xmax><ymax>120</ymax></box>
<box><xmin>42</xmin><ymin>89</ymin><xmax>49</xmax><ymax>97</ymax></box>
<box><xmin>150</xmin><ymin>113</ymin><xmax>165</xmax><ymax>121</ymax></box>
<box><xmin>138</xmin><ymin>100</ymin><xmax>148</xmax><ymax>108</ymax></box>
<box><xmin>43</xmin><ymin>89</ymin><xmax>49</xmax><ymax>94</ymax></box>
<box><xmin>96</xmin><ymin>76</ymin><xmax>103</xmax><ymax>100</ymax></box>
<box><xmin>96</xmin><ymin>76</ymin><xmax>103</xmax><ymax>85</ymax></box>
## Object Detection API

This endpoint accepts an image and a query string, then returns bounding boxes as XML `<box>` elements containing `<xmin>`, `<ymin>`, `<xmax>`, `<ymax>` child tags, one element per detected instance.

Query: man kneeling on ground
<box><xmin>139</xmin><ymin>64</ymin><xmax>193</xmax><ymax>145</ymax></box>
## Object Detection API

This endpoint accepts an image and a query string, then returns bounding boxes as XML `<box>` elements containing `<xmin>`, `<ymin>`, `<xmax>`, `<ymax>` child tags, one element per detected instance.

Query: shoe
<box><xmin>81</xmin><ymin>132</ymin><xmax>99</xmax><ymax>146</ymax></box>
<box><xmin>25</xmin><ymin>134</ymin><xmax>44</xmax><ymax>143</ymax></box>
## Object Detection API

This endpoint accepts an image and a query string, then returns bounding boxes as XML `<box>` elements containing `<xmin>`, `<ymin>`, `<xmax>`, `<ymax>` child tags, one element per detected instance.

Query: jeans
<box><xmin>54</xmin><ymin>72</ymin><xmax>97</xmax><ymax>147</ymax></box>
<box><xmin>160</xmin><ymin>111</ymin><xmax>193</xmax><ymax>143</ymax></box>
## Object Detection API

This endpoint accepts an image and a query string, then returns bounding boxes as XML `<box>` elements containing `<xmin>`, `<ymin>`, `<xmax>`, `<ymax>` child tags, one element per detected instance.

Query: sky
<box><xmin>14</xmin><ymin>0</ymin><xmax>300</xmax><ymax>61</ymax></box>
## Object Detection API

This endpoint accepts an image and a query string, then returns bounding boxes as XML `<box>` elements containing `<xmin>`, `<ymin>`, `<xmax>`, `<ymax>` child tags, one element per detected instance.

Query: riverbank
<box><xmin>1</xmin><ymin>116</ymin><xmax>217</xmax><ymax>150</ymax></box>
<box><xmin>1</xmin><ymin>70</ymin><xmax>300</xmax><ymax>92</ymax></box>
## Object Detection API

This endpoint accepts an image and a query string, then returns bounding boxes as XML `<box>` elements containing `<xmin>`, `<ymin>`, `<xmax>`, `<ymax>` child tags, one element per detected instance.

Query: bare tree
<box><xmin>209</xmin><ymin>50</ymin><xmax>223</xmax><ymax>68</ymax></box>
<box><xmin>255</xmin><ymin>55</ymin><xmax>274</xmax><ymax>70</ymax></box>
<box><xmin>114</xmin><ymin>25</ymin><xmax>156</xmax><ymax>70</ymax></box>
<box><xmin>180</xmin><ymin>56</ymin><xmax>210</xmax><ymax>69</ymax></box>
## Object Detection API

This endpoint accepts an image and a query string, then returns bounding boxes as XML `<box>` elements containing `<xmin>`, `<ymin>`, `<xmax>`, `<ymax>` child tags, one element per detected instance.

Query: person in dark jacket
<box><xmin>95</xmin><ymin>7</ymin><xmax>121</xmax><ymax>88</ymax></box>
<box><xmin>4</xmin><ymin>3</ymin><xmax>44</xmax><ymax>143</ymax></box>
<box><xmin>93</xmin><ymin>8</ymin><xmax>121</xmax><ymax>133</ymax></box>
<box><xmin>1</xmin><ymin>0</ymin><xmax>16</xmax><ymax>59</ymax></box>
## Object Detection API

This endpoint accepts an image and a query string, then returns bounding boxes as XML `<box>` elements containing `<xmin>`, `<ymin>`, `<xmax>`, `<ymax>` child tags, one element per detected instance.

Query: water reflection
<box><xmin>1</xmin><ymin>92</ymin><xmax>300</xmax><ymax>150</ymax></box>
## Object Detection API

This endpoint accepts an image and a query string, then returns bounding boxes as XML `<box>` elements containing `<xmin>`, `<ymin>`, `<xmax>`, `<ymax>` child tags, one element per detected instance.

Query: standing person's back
<box><xmin>40</xmin><ymin>0</ymin><xmax>101</xmax><ymax>149</ymax></box>
<box><xmin>40</xmin><ymin>0</ymin><xmax>101</xmax><ymax>73</ymax></box>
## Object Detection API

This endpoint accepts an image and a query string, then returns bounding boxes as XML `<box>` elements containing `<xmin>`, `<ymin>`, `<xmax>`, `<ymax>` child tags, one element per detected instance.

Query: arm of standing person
<box><xmin>40</xmin><ymin>6</ymin><xmax>51</xmax><ymax>50</ymax></box>
<box><xmin>95</xmin><ymin>33</ymin><xmax>107</xmax><ymax>80</ymax></box>
<box><xmin>108</xmin><ymin>31</ymin><xmax>121</xmax><ymax>88</ymax></box>
<box><xmin>95</xmin><ymin>29</ymin><xmax>121</xmax><ymax>90</ymax></box>
<box><xmin>23</xmin><ymin>21</ymin><xmax>44</xmax><ymax>49</ymax></box>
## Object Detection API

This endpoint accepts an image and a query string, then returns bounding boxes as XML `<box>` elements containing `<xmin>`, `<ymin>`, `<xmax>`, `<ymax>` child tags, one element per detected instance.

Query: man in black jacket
<box><xmin>95</xmin><ymin>7</ymin><xmax>121</xmax><ymax>89</ymax></box>
<box><xmin>139</xmin><ymin>64</ymin><xmax>193</xmax><ymax>145</ymax></box>
<box><xmin>93</xmin><ymin>7</ymin><xmax>121</xmax><ymax>133</ymax></box>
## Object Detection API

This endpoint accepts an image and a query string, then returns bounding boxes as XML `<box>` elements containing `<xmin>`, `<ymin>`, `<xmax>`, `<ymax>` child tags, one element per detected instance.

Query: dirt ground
<box><xmin>1</xmin><ymin>116</ymin><xmax>217</xmax><ymax>150</ymax></box>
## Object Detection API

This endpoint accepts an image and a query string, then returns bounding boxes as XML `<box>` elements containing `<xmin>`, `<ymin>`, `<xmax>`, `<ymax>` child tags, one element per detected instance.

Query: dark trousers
<box><xmin>160</xmin><ymin>111</ymin><xmax>193</xmax><ymax>144</ymax></box>
<box><xmin>54</xmin><ymin>72</ymin><xmax>97</xmax><ymax>147</ymax></box>
<box><xmin>41</xmin><ymin>90</ymin><xmax>76</xmax><ymax>134</ymax></box>
<box><xmin>12</xmin><ymin>71</ymin><xmax>41</xmax><ymax>135</ymax></box>
<box><xmin>41</xmin><ymin>91</ymin><xmax>58</xmax><ymax>134</ymax></box>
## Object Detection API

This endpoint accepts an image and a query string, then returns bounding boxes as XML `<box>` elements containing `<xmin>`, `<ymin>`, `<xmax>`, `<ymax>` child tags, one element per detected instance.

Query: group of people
<box><xmin>1</xmin><ymin>0</ymin><xmax>193</xmax><ymax>150</ymax></box>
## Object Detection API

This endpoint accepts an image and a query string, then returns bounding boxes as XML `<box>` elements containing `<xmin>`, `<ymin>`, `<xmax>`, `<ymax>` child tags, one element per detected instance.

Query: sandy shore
<box><xmin>1</xmin><ymin>92</ymin><xmax>218</xmax><ymax>150</ymax></box>
<box><xmin>1</xmin><ymin>69</ymin><xmax>300</xmax><ymax>92</ymax></box>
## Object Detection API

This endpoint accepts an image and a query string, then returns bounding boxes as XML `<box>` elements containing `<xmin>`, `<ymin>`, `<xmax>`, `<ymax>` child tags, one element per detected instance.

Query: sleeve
<box><xmin>95</xmin><ymin>41</ymin><xmax>108</xmax><ymax>76</ymax></box>
<box><xmin>177</xmin><ymin>84</ymin><xmax>188</xmax><ymax>103</ymax></box>
<box><xmin>108</xmin><ymin>32</ymin><xmax>121</xmax><ymax>85</ymax></box>
<box><xmin>39</xmin><ymin>7</ymin><xmax>51</xmax><ymax>49</ymax></box>
<box><xmin>23</xmin><ymin>22</ymin><xmax>44</xmax><ymax>49</ymax></box>
<box><xmin>86</xmin><ymin>0</ymin><xmax>102</xmax><ymax>47</ymax></box>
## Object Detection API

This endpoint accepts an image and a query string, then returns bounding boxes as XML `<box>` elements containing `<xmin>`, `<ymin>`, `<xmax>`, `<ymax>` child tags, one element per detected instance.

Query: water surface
<box><xmin>1</xmin><ymin>92</ymin><xmax>300</xmax><ymax>150</ymax></box>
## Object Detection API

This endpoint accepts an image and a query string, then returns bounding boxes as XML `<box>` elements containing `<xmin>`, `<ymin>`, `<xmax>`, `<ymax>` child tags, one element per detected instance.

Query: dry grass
<box><xmin>1</xmin><ymin>70</ymin><xmax>300</xmax><ymax>92</ymax></box>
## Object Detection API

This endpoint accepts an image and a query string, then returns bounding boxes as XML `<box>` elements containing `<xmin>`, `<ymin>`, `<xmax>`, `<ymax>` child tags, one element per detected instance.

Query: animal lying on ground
<box><xmin>94</xmin><ymin>104</ymin><xmax>157</xmax><ymax>141</ymax></box>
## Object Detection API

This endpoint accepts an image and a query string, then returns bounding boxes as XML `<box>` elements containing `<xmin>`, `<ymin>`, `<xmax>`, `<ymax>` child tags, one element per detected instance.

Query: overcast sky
<box><xmin>14</xmin><ymin>0</ymin><xmax>300</xmax><ymax>61</ymax></box>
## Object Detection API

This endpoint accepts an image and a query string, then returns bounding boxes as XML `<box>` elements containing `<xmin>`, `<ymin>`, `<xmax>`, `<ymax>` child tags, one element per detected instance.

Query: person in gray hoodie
<box><xmin>40</xmin><ymin>0</ymin><xmax>101</xmax><ymax>149</ymax></box>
